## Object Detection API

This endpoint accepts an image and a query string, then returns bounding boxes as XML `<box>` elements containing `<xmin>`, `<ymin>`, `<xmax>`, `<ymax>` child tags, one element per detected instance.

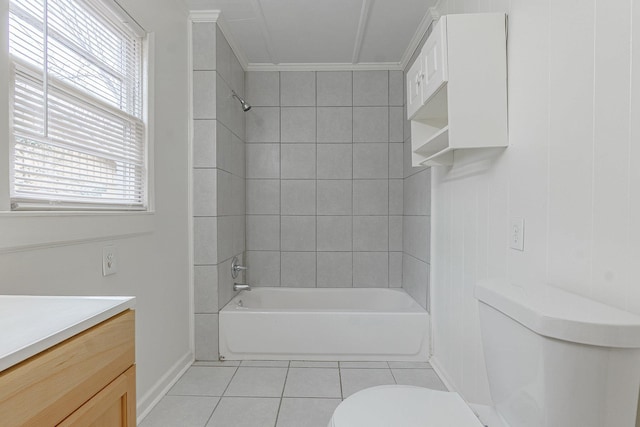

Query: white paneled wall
<box><xmin>431</xmin><ymin>0</ymin><xmax>640</xmax><ymax>406</ymax></box>
<box><xmin>245</xmin><ymin>70</ymin><xmax>405</xmax><ymax>288</ymax></box>
<box><xmin>192</xmin><ymin>22</ymin><xmax>246</xmax><ymax>360</ymax></box>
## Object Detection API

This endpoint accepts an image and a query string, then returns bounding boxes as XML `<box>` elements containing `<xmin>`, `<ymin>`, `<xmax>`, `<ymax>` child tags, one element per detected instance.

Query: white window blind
<box><xmin>8</xmin><ymin>0</ymin><xmax>147</xmax><ymax>210</ymax></box>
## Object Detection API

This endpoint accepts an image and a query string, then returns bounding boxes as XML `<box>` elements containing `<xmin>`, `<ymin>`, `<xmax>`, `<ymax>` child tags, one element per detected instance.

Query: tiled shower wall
<box><xmin>192</xmin><ymin>22</ymin><xmax>246</xmax><ymax>360</ymax></box>
<box><xmin>245</xmin><ymin>71</ymin><xmax>405</xmax><ymax>288</ymax></box>
<box><xmin>401</xmin><ymin>28</ymin><xmax>432</xmax><ymax>312</ymax></box>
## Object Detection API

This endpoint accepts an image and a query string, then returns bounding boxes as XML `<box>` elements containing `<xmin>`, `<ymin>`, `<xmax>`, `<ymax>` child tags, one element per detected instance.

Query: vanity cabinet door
<box><xmin>57</xmin><ymin>366</ymin><xmax>136</xmax><ymax>427</ymax></box>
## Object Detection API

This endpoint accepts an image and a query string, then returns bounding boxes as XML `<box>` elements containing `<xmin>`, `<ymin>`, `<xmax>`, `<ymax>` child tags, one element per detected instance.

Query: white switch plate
<box><xmin>102</xmin><ymin>245</ymin><xmax>117</xmax><ymax>276</ymax></box>
<box><xmin>510</xmin><ymin>217</ymin><xmax>525</xmax><ymax>251</ymax></box>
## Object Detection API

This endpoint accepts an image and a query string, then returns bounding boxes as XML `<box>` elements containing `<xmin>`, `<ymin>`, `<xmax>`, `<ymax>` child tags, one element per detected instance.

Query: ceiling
<box><xmin>187</xmin><ymin>0</ymin><xmax>439</xmax><ymax>71</ymax></box>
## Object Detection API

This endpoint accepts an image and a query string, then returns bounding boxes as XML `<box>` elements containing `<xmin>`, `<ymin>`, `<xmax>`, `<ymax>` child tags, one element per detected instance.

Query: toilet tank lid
<box><xmin>475</xmin><ymin>280</ymin><xmax>640</xmax><ymax>348</ymax></box>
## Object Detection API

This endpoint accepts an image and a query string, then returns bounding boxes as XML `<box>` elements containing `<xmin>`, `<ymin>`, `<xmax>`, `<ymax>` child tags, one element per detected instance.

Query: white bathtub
<box><xmin>218</xmin><ymin>287</ymin><xmax>429</xmax><ymax>361</ymax></box>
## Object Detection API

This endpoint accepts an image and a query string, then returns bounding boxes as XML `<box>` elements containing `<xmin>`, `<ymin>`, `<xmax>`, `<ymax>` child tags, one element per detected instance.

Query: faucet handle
<box><xmin>231</xmin><ymin>256</ymin><xmax>247</xmax><ymax>279</ymax></box>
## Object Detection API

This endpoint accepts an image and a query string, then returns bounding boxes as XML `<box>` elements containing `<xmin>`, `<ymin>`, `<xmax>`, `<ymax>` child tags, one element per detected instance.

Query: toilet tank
<box><xmin>476</xmin><ymin>280</ymin><xmax>640</xmax><ymax>427</ymax></box>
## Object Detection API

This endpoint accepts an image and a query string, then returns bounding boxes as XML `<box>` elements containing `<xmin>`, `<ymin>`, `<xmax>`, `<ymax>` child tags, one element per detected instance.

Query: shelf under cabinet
<box><xmin>412</xmin><ymin>124</ymin><xmax>454</xmax><ymax>166</ymax></box>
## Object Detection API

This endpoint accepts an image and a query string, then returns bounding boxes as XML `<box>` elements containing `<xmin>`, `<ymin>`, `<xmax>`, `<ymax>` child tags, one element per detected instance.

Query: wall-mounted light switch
<box><xmin>102</xmin><ymin>245</ymin><xmax>117</xmax><ymax>276</ymax></box>
<box><xmin>510</xmin><ymin>217</ymin><xmax>525</xmax><ymax>251</ymax></box>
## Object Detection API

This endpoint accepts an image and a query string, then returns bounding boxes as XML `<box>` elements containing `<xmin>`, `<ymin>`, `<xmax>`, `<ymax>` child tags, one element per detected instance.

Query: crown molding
<box><xmin>187</xmin><ymin>10</ymin><xmax>249</xmax><ymax>70</ymax></box>
<box><xmin>399</xmin><ymin>7</ymin><xmax>440</xmax><ymax>70</ymax></box>
<box><xmin>188</xmin><ymin>10</ymin><xmax>220</xmax><ymax>22</ymax></box>
<box><xmin>246</xmin><ymin>62</ymin><xmax>404</xmax><ymax>72</ymax></box>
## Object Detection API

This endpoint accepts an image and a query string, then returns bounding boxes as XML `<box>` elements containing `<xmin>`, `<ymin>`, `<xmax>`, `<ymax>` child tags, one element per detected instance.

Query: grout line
<box><xmin>202</xmin><ymin>364</ymin><xmax>240</xmax><ymax>425</ymax></box>
<box><xmin>338</xmin><ymin>365</ymin><xmax>344</xmax><ymax>400</ymax></box>
<box><xmin>273</xmin><ymin>361</ymin><xmax>291</xmax><ymax>427</ymax></box>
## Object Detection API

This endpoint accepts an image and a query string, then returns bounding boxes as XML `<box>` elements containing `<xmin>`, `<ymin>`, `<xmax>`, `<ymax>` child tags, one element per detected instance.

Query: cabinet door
<box><xmin>421</xmin><ymin>17</ymin><xmax>448</xmax><ymax>103</ymax></box>
<box><xmin>406</xmin><ymin>53</ymin><xmax>423</xmax><ymax>119</ymax></box>
<box><xmin>57</xmin><ymin>366</ymin><xmax>136</xmax><ymax>427</ymax></box>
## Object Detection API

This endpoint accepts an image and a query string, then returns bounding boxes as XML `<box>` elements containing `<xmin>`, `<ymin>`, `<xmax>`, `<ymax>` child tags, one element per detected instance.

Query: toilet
<box><xmin>329</xmin><ymin>279</ymin><xmax>640</xmax><ymax>427</ymax></box>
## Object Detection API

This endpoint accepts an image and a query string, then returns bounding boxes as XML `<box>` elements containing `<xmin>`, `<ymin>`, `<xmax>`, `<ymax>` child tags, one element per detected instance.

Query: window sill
<box><xmin>0</xmin><ymin>211</ymin><xmax>155</xmax><ymax>253</ymax></box>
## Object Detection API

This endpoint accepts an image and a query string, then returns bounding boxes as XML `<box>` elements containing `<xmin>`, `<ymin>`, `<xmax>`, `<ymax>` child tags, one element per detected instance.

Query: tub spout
<box><xmin>233</xmin><ymin>283</ymin><xmax>251</xmax><ymax>292</ymax></box>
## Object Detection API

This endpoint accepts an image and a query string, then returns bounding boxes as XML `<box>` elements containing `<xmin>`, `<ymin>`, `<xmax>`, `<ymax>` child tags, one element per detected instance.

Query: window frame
<box><xmin>0</xmin><ymin>0</ymin><xmax>155</xmax><ymax>252</ymax></box>
<box><xmin>7</xmin><ymin>0</ymin><xmax>151</xmax><ymax>212</ymax></box>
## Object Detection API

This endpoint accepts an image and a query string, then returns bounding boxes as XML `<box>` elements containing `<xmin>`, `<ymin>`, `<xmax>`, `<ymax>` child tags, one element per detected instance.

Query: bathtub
<box><xmin>218</xmin><ymin>287</ymin><xmax>429</xmax><ymax>361</ymax></box>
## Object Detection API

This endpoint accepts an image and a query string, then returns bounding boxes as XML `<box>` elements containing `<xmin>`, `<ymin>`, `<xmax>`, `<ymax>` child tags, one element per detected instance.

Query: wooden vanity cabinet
<box><xmin>0</xmin><ymin>310</ymin><xmax>136</xmax><ymax>427</ymax></box>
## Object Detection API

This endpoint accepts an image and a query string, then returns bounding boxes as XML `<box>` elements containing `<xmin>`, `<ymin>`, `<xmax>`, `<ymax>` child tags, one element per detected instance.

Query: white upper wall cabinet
<box><xmin>408</xmin><ymin>13</ymin><xmax>508</xmax><ymax>167</ymax></box>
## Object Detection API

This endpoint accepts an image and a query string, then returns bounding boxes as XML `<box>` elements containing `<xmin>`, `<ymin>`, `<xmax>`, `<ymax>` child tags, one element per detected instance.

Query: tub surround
<box><xmin>245</xmin><ymin>70</ymin><xmax>405</xmax><ymax>289</ymax></box>
<box><xmin>0</xmin><ymin>295</ymin><xmax>135</xmax><ymax>371</ymax></box>
<box><xmin>192</xmin><ymin>19</ymin><xmax>247</xmax><ymax>360</ymax></box>
<box><xmin>219</xmin><ymin>288</ymin><xmax>429</xmax><ymax>361</ymax></box>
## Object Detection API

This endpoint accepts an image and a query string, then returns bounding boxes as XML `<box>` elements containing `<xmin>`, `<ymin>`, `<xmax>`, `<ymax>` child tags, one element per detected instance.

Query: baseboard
<box><xmin>428</xmin><ymin>355</ymin><xmax>456</xmax><ymax>393</ymax></box>
<box><xmin>136</xmin><ymin>351</ymin><xmax>194</xmax><ymax>424</ymax></box>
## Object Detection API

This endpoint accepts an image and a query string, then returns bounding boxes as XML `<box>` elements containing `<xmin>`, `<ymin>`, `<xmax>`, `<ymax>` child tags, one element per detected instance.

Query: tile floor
<box><xmin>140</xmin><ymin>360</ymin><xmax>447</xmax><ymax>427</ymax></box>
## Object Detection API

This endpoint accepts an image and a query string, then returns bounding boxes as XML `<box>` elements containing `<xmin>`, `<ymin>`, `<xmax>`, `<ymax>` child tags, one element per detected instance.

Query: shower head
<box><xmin>231</xmin><ymin>90</ymin><xmax>252</xmax><ymax>112</ymax></box>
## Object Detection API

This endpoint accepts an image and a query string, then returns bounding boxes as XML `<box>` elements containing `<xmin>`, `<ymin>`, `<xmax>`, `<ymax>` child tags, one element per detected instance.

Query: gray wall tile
<box><xmin>403</xmin><ymin>215</ymin><xmax>430</xmax><ymax>262</ymax></box>
<box><xmin>281</xmin><ymin>107</ymin><xmax>316</xmax><ymax>143</ymax></box>
<box><xmin>195</xmin><ymin>314</ymin><xmax>218</xmax><ymax>360</ymax></box>
<box><xmin>403</xmin><ymin>254</ymin><xmax>429</xmax><ymax>311</ymax></box>
<box><xmin>317</xmin><ymin>107</ymin><xmax>352</xmax><ymax>143</ymax></box>
<box><xmin>389</xmin><ymin>143</ymin><xmax>404</xmax><ymax>179</ymax></box>
<box><xmin>281</xmin><ymin>216</ymin><xmax>316</xmax><ymax>251</ymax></box>
<box><xmin>246</xmin><ymin>144</ymin><xmax>280</xmax><ymax>178</ymax></box>
<box><xmin>193</xmin><ymin>120</ymin><xmax>217</xmax><ymax>168</ymax></box>
<box><xmin>195</xmin><ymin>265</ymin><xmax>218</xmax><ymax>313</ymax></box>
<box><xmin>193</xmin><ymin>71</ymin><xmax>216</xmax><ymax>119</ymax></box>
<box><xmin>281</xmin><ymin>144</ymin><xmax>316</xmax><ymax>179</ymax></box>
<box><xmin>353</xmin><ymin>71</ymin><xmax>389</xmax><ymax>106</ymax></box>
<box><xmin>389</xmin><ymin>70</ymin><xmax>404</xmax><ymax>106</ymax></box>
<box><xmin>193</xmin><ymin>169</ymin><xmax>217</xmax><ymax>216</ymax></box>
<box><xmin>246</xmin><ymin>107</ymin><xmax>280</xmax><ymax>143</ymax></box>
<box><xmin>194</xmin><ymin>217</ymin><xmax>217</xmax><ymax>265</ymax></box>
<box><xmin>317</xmin><ymin>71</ymin><xmax>352</xmax><ymax>106</ymax></box>
<box><xmin>317</xmin><ymin>216</ymin><xmax>352</xmax><ymax>251</ymax></box>
<box><xmin>353</xmin><ymin>180</ymin><xmax>388</xmax><ymax>215</ymax></box>
<box><xmin>217</xmin><ymin>255</ymin><xmax>241</xmax><ymax>309</ymax></box>
<box><xmin>353</xmin><ymin>216</ymin><xmax>388</xmax><ymax>251</ymax></box>
<box><xmin>353</xmin><ymin>143</ymin><xmax>389</xmax><ymax>179</ymax></box>
<box><xmin>317</xmin><ymin>252</ymin><xmax>352</xmax><ymax>287</ymax></box>
<box><xmin>192</xmin><ymin>22</ymin><xmax>216</xmax><ymax>71</ymax></box>
<box><xmin>281</xmin><ymin>71</ymin><xmax>316</xmax><ymax>106</ymax></box>
<box><xmin>353</xmin><ymin>107</ymin><xmax>389</xmax><ymax>143</ymax></box>
<box><xmin>281</xmin><ymin>180</ymin><xmax>316</xmax><ymax>215</ymax></box>
<box><xmin>247</xmin><ymin>215</ymin><xmax>280</xmax><ymax>251</ymax></box>
<box><xmin>389</xmin><ymin>252</ymin><xmax>403</xmax><ymax>288</ymax></box>
<box><xmin>403</xmin><ymin>170</ymin><xmax>431</xmax><ymax>215</ymax></box>
<box><xmin>353</xmin><ymin>252</ymin><xmax>388</xmax><ymax>287</ymax></box>
<box><xmin>246</xmin><ymin>71</ymin><xmax>279</xmax><ymax>106</ymax></box>
<box><xmin>389</xmin><ymin>179</ymin><xmax>403</xmax><ymax>215</ymax></box>
<box><xmin>281</xmin><ymin>252</ymin><xmax>316</xmax><ymax>287</ymax></box>
<box><xmin>389</xmin><ymin>216</ymin><xmax>403</xmax><ymax>251</ymax></box>
<box><xmin>246</xmin><ymin>179</ymin><xmax>280</xmax><ymax>214</ymax></box>
<box><xmin>317</xmin><ymin>144</ymin><xmax>352</xmax><ymax>179</ymax></box>
<box><xmin>247</xmin><ymin>251</ymin><xmax>281</xmax><ymax>287</ymax></box>
<box><xmin>389</xmin><ymin>107</ymin><xmax>404</xmax><ymax>143</ymax></box>
<box><xmin>317</xmin><ymin>180</ymin><xmax>352</xmax><ymax>215</ymax></box>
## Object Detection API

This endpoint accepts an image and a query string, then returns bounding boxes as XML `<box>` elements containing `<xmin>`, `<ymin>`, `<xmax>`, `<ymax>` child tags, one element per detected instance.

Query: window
<box><xmin>8</xmin><ymin>0</ymin><xmax>147</xmax><ymax>210</ymax></box>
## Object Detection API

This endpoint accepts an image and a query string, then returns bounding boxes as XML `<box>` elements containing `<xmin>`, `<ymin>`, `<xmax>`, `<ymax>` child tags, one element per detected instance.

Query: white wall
<box><xmin>0</xmin><ymin>0</ymin><xmax>192</xmax><ymax>417</ymax></box>
<box><xmin>431</xmin><ymin>0</ymin><xmax>640</xmax><ymax>405</ymax></box>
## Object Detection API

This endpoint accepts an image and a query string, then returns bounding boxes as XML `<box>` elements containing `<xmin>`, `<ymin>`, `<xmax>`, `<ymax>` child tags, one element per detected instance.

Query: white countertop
<box><xmin>0</xmin><ymin>295</ymin><xmax>135</xmax><ymax>372</ymax></box>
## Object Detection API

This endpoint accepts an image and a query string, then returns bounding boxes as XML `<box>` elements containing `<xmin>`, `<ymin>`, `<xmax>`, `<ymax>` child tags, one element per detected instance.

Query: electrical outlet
<box><xmin>510</xmin><ymin>217</ymin><xmax>525</xmax><ymax>251</ymax></box>
<box><xmin>102</xmin><ymin>245</ymin><xmax>117</xmax><ymax>276</ymax></box>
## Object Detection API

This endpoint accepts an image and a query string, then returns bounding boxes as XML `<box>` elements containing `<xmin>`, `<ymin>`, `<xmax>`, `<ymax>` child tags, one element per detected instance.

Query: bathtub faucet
<box><xmin>233</xmin><ymin>283</ymin><xmax>251</xmax><ymax>292</ymax></box>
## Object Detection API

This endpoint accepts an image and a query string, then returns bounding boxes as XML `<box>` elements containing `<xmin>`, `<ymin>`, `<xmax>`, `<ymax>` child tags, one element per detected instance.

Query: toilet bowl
<box><xmin>329</xmin><ymin>279</ymin><xmax>640</xmax><ymax>427</ymax></box>
<box><xmin>328</xmin><ymin>385</ymin><xmax>483</xmax><ymax>427</ymax></box>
